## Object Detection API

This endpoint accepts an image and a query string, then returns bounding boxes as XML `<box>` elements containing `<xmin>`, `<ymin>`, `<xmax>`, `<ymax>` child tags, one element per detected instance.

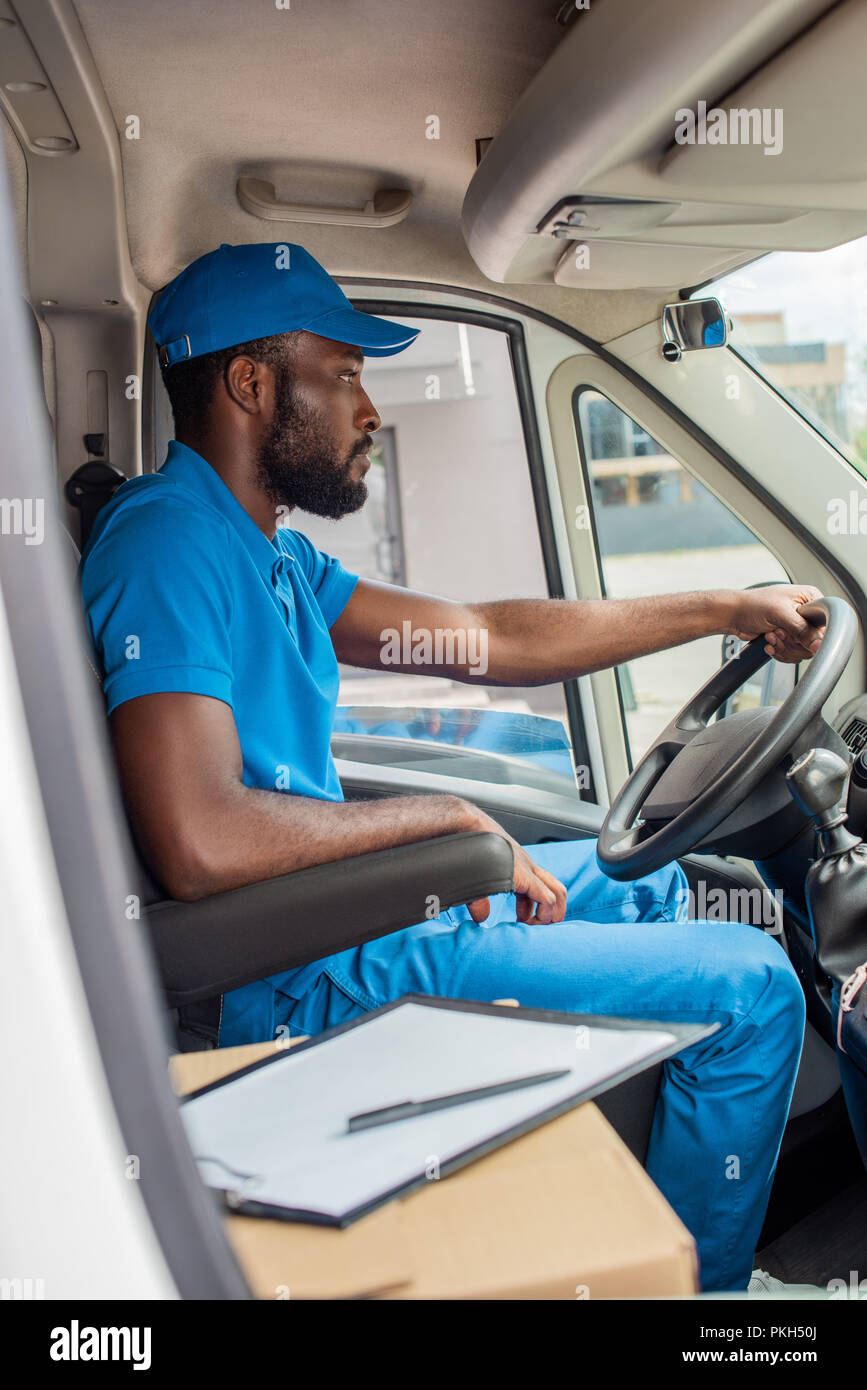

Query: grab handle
<box><xmin>236</xmin><ymin>177</ymin><xmax>412</xmax><ymax>227</ymax></box>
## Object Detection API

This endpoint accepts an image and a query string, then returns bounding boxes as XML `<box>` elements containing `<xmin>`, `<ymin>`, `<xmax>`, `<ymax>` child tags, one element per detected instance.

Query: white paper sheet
<box><xmin>182</xmin><ymin>1002</ymin><xmax>678</xmax><ymax>1221</ymax></box>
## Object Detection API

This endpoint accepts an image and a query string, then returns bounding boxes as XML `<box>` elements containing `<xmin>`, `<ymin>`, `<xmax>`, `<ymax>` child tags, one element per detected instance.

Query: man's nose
<box><xmin>357</xmin><ymin>390</ymin><xmax>381</xmax><ymax>434</ymax></box>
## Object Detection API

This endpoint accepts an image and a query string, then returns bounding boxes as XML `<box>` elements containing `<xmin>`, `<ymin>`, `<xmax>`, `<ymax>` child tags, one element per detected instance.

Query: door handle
<box><xmin>236</xmin><ymin>178</ymin><xmax>413</xmax><ymax>227</ymax></box>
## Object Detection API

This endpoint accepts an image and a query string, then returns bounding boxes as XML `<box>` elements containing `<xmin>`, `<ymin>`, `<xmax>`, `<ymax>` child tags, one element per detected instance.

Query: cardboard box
<box><xmin>170</xmin><ymin>1040</ymin><xmax>698</xmax><ymax>1300</ymax></box>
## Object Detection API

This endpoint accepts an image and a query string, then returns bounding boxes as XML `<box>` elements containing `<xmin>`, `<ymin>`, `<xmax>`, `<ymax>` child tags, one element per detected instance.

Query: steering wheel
<box><xmin>596</xmin><ymin>596</ymin><xmax>858</xmax><ymax>881</ymax></box>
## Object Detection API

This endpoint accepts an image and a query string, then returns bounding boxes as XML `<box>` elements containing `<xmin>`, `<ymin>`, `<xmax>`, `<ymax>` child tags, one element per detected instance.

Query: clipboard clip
<box><xmin>193</xmin><ymin>1153</ymin><xmax>263</xmax><ymax>1208</ymax></box>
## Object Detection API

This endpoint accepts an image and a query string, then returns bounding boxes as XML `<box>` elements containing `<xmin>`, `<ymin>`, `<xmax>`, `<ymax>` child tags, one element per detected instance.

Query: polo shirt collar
<box><xmin>159</xmin><ymin>440</ymin><xmax>288</xmax><ymax>579</ymax></box>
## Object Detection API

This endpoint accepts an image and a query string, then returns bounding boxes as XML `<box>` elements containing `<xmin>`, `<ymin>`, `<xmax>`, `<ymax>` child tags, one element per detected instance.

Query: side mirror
<box><xmin>661</xmin><ymin>298</ymin><xmax>728</xmax><ymax>361</ymax></box>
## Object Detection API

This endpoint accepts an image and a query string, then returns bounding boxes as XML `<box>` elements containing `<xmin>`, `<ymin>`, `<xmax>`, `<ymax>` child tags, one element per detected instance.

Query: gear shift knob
<box><xmin>787</xmin><ymin>747</ymin><xmax>852</xmax><ymax>823</ymax></box>
<box><xmin>787</xmin><ymin>747</ymin><xmax>859</xmax><ymax>856</ymax></box>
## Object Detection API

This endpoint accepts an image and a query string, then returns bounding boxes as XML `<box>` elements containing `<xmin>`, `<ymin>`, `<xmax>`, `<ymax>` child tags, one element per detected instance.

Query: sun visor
<box><xmin>461</xmin><ymin>0</ymin><xmax>861</xmax><ymax>290</ymax></box>
<box><xmin>660</xmin><ymin>0</ymin><xmax>867</xmax><ymax>190</ymax></box>
<box><xmin>553</xmin><ymin>240</ymin><xmax>748</xmax><ymax>294</ymax></box>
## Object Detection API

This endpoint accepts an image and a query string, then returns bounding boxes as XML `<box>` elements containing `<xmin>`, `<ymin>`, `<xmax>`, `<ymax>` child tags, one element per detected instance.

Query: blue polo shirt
<box><xmin>79</xmin><ymin>440</ymin><xmax>360</xmax><ymax>1042</ymax></box>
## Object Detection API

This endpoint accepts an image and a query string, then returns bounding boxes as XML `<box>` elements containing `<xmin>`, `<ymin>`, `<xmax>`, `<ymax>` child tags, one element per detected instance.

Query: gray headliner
<box><xmin>6</xmin><ymin>0</ymin><xmax>866</xmax><ymax>355</ymax></box>
<box><xmin>65</xmin><ymin>0</ymin><xmax>664</xmax><ymax>342</ymax></box>
<box><xmin>3</xmin><ymin>0</ymin><xmax>865</xmax><ymax>501</ymax></box>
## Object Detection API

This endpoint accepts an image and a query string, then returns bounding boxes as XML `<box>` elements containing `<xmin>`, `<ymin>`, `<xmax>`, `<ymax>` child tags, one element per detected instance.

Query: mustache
<box><xmin>348</xmin><ymin>435</ymin><xmax>374</xmax><ymax>462</ymax></box>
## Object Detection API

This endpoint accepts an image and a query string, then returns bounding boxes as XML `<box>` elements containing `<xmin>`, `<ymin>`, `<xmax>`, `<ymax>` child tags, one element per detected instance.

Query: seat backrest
<box><xmin>61</xmin><ymin>519</ymin><xmax>168</xmax><ymax>909</ymax></box>
<box><xmin>37</xmin><ymin>310</ymin><xmax>212</xmax><ymax>1046</ymax></box>
<box><xmin>60</xmin><ymin>522</ymin><xmax>105</xmax><ymax>687</ymax></box>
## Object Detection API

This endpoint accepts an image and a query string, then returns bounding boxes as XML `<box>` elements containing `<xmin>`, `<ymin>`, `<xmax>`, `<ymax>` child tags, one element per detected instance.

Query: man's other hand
<box><xmin>462</xmin><ymin>808</ymin><xmax>567</xmax><ymax>926</ymax></box>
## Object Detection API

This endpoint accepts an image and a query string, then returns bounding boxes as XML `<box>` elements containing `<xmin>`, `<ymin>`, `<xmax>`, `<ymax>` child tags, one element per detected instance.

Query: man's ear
<box><xmin>223</xmin><ymin>353</ymin><xmax>268</xmax><ymax>416</ymax></box>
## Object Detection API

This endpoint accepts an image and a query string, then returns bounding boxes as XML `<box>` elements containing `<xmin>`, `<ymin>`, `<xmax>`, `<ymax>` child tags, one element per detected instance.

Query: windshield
<box><xmin>698</xmin><ymin>236</ymin><xmax>867</xmax><ymax>475</ymax></box>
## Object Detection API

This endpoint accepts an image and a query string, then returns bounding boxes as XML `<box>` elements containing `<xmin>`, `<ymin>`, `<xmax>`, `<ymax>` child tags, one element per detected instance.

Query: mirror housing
<box><xmin>661</xmin><ymin>298</ymin><xmax>729</xmax><ymax>361</ymax></box>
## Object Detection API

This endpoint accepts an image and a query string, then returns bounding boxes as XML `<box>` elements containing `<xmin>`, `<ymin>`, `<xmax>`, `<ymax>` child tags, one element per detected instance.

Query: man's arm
<box><xmin>330</xmin><ymin>579</ymin><xmax>825</xmax><ymax>683</ymax></box>
<box><xmin>110</xmin><ymin>691</ymin><xmax>565</xmax><ymax>922</ymax></box>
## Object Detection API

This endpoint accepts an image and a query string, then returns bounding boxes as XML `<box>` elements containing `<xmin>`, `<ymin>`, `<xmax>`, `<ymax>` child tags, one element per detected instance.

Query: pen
<box><xmin>346</xmin><ymin>1068</ymin><xmax>572</xmax><ymax>1132</ymax></box>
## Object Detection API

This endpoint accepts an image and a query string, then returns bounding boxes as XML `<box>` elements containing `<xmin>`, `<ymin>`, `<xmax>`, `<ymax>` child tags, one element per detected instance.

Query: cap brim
<box><xmin>300</xmin><ymin>305</ymin><xmax>420</xmax><ymax>356</ymax></box>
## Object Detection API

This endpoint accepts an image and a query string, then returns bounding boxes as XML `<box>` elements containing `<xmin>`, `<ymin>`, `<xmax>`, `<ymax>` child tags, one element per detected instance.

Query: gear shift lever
<box><xmin>786</xmin><ymin>747</ymin><xmax>867</xmax><ymax>984</ymax></box>
<box><xmin>786</xmin><ymin>747</ymin><xmax>859</xmax><ymax>856</ymax></box>
<box><xmin>788</xmin><ymin>748</ymin><xmax>867</xmax><ymax>1172</ymax></box>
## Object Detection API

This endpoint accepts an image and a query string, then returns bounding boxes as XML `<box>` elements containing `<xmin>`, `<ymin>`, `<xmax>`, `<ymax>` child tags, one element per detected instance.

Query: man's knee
<box><xmin>632</xmin><ymin>858</ymin><xmax>689</xmax><ymax>921</ymax></box>
<box><xmin>726</xmin><ymin>924</ymin><xmax>806</xmax><ymax>1035</ymax></box>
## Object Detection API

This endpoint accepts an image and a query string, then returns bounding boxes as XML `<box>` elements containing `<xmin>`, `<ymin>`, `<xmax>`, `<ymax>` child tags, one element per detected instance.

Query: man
<box><xmin>81</xmin><ymin>242</ymin><xmax>821</xmax><ymax>1293</ymax></box>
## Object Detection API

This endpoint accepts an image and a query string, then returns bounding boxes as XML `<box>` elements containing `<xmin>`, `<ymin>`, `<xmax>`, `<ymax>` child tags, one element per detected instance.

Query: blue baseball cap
<box><xmin>149</xmin><ymin>242</ymin><xmax>420</xmax><ymax>369</ymax></box>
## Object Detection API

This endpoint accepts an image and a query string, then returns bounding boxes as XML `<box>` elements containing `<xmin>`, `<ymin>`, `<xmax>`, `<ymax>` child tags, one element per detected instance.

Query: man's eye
<box><xmin>339</xmin><ymin>371</ymin><xmax>358</xmax><ymax>383</ymax></box>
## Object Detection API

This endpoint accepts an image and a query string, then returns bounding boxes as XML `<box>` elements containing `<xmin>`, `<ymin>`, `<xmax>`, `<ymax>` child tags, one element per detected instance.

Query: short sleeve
<box><xmin>280</xmin><ymin>528</ymin><xmax>360</xmax><ymax>629</ymax></box>
<box><xmin>79</xmin><ymin>497</ymin><xmax>236</xmax><ymax>716</ymax></box>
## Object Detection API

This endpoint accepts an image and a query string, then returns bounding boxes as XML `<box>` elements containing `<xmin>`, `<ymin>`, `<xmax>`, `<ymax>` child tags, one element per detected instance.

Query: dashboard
<box><xmin>834</xmin><ymin>694</ymin><xmax>867</xmax><ymax>838</ymax></box>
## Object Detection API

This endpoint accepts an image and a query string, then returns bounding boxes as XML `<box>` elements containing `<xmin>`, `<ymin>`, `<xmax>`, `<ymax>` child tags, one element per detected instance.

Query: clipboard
<box><xmin>180</xmin><ymin>995</ymin><xmax>718</xmax><ymax>1227</ymax></box>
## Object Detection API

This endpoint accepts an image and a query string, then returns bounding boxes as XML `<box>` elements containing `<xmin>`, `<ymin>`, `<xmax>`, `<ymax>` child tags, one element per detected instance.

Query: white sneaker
<box><xmin>748</xmin><ymin>1268</ymin><xmax>823</xmax><ymax>1296</ymax></box>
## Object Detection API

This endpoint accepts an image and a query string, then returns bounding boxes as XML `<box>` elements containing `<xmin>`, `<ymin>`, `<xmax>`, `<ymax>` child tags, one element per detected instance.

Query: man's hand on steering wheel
<box><xmin>725</xmin><ymin>583</ymin><xmax>825</xmax><ymax>664</ymax></box>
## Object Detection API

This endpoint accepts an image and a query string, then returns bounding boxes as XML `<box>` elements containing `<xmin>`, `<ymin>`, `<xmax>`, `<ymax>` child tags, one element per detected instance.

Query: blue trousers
<box><xmin>246</xmin><ymin>839</ymin><xmax>807</xmax><ymax>1292</ymax></box>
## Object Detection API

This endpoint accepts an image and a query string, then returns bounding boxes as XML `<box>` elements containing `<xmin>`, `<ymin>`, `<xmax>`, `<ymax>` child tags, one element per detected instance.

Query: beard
<box><xmin>255</xmin><ymin>373</ymin><xmax>370</xmax><ymax>520</ymax></box>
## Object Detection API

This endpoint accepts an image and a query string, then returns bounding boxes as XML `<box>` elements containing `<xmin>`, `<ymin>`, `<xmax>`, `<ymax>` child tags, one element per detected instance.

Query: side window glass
<box><xmin>574</xmin><ymin>390</ymin><xmax>791</xmax><ymax>763</ymax></box>
<box><xmin>297</xmin><ymin>318</ymin><xmax>579</xmax><ymax>793</ymax></box>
